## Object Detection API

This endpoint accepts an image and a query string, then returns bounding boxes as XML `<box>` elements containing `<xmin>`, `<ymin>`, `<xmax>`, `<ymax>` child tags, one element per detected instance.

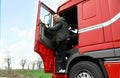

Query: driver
<box><xmin>46</xmin><ymin>14</ymin><xmax>70</xmax><ymax>72</ymax></box>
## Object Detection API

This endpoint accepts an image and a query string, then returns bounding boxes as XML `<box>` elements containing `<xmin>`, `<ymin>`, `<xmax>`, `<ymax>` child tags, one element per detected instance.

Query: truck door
<box><xmin>34</xmin><ymin>1</ymin><xmax>55</xmax><ymax>72</ymax></box>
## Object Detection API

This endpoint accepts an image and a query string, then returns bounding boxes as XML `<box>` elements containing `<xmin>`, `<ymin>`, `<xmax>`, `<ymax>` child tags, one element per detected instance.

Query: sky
<box><xmin>0</xmin><ymin>0</ymin><xmax>66</xmax><ymax>69</ymax></box>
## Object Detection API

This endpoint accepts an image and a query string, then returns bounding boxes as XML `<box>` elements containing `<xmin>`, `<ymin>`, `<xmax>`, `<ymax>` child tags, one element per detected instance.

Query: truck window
<box><xmin>40</xmin><ymin>7</ymin><xmax>54</xmax><ymax>27</ymax></box>
<box><xmin>38</xmin><ymin>3</ymin><xmax>55</xmax><ymax>50</ymax></box>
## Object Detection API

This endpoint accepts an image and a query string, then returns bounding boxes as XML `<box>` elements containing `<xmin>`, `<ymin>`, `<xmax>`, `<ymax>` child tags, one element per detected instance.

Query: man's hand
<box><xmin>45</xmin><ymin>25</ymin><xmax>49</xmax><ymax>28</ymax></box>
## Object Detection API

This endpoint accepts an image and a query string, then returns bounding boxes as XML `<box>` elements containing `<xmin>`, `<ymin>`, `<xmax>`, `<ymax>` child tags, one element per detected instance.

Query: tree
<box><xmin>4</xmin><ymin>57</ymin><xmax>11</xmax><ymax>70</ymax></box>
<box><xmin>36</xmin><ymin>59</ymin><xmax>42</xmax><ymax>70</ymax></box>
<box><xmin>4</xmin><ymin>56</ymin><xmax>11</xmax><ymax>77</ymax></box>
<box><xmin>31</xmin><ymin>61</ymin><xmax>36</xmax><ymax>70</ymax></box>
<box><xmin>27</xmin><ymin>62</ymin><xmax>30</xmax><ymax>70</ymax></box>
<box><xmin>20</xmin><ymin>59</ymin><xmax>27</xmax><ymax>70</ymax></box>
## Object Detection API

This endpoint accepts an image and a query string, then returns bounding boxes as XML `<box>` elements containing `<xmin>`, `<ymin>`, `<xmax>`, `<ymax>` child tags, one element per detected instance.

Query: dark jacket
<box><xmin>48</xmin><ymin>17</ymin><xmax>70</xmax><ymax>44</ymax></box>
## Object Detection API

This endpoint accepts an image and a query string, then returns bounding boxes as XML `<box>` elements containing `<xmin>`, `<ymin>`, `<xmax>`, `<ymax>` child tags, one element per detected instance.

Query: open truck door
<box><xmin>34</xmin><ymin>1</ymin><xmax>55</xmax><ymax>72</ymax></box>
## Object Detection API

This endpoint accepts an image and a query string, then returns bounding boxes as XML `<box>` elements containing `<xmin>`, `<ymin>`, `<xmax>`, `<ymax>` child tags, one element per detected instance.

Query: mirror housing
<box><xmin>44</xmin><ymin>14</ymin><xmax>50</xmax><ymax>26</ymax></box>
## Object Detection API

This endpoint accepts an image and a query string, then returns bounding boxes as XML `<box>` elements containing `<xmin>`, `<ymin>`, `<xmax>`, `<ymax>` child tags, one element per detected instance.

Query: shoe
<box><xmin>59</xmin><ymin>69</ymin><xmax>66</xmax><ymax>73</ymax></box>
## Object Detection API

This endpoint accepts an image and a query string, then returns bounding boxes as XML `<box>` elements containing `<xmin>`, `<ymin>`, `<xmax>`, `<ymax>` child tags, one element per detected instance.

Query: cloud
<box><xmin>0</xmin><ymin>0</ymin><xmax>40</xmax><ymax>69</ymax></box>
<box><xmin>9</xmin><ymin>42</ymin><xmax>26</xmax><ymax>54</ymax></box>
<box><xmin>5</xmin><ymin>26</ymin><xmax>40</xmax><ymax>69</ymax></box>
<box><xmin>10</xmin><ymin>26</ymin><xmax>35</xmax><ymax>42</ymax></box>
<box><xmin>9</xmin><ymin>26</ymin><xmax>36</xmax><ymax>55</ymax></box>
<box><xmin>9</xmin><ymin>26</ymin><xmax>34</xmax><ymax>51</ymax></box>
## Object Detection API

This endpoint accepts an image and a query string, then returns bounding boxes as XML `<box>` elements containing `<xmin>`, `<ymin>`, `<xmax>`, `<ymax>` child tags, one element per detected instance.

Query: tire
<box><xmin>68</xmin><ymin>61</ymin><xmax>104</xmax><ymax>78</ymax></box>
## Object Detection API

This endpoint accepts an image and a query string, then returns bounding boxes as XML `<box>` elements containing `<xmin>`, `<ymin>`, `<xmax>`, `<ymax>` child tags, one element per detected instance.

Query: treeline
<box><xmin>4</xmin><ymin>56</ymin><xmax>43</xmax><ymax>71</ymax></box>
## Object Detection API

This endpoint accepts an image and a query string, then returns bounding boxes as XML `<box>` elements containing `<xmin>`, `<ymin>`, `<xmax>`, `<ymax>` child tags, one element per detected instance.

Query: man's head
<box><xmin>53</xmin><ymin>14</ymin><xmax>60</xmax><ymax>23</ymax></box>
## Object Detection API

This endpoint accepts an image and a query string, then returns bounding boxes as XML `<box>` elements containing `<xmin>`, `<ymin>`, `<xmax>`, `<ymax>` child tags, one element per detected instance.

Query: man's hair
<box><xmin>54</xmin><ymin>13</ymin><xmax>60</xmax><ymax>17</ymax></box>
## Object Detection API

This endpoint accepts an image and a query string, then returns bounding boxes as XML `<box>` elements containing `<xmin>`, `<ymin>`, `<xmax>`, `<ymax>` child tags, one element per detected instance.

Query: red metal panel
<box><xmin>104</xmin><ymin>62</ymin><xmax>120</xmax><ymax>78</ymax></box>
<box><xmin>103</xmin><ymin>25</ymin><xmax>113</xmax><ymax>42</ymax></box>
<box><xmin>79</xmin><ymin>29</ymin><xmax>104</xmax><ymax>47</ymax></box>
<box><xmin>52</xmin><ymin>74</ymin><xmax>67</xmax><ymax>78</ymax></box>
<box><xmin>79</xmin><ymin>42</ymin><xmax>113</xmax><ymax>53</ymax></box>
<box><xmin>100</xmin><ymin>0</ymin><xmax>113</xmax><ymax>42</ymax></box>
<box><xmin>34</xmin><ymin>1</ymin><xmax>54</xmax><ymax>73</ymax></box>
<box><xmin>108</xmin><ymin>0</ymin><xmax>120</xmax><ymax>18</ymax></box>
<box><xmin>113</xmin><ymin>41</ymin><xmax>120</xmax><ymax>48</ymax></box>
<box><xmin>34</xmin><ymin>0</ymin><xmax>41</xmax><ymax>47</ymax></box>
<box><xmin>38</xmin><ymin>46</ymin><xmax>54</xmax><ymax>72</ymax></box>
<box><xmin>78</xmin><ymin>0</ymin><xmax>102</xmax><ymax>29</ymax></box>
<box><xmin>111</xmin><ymin>19</ymin><xmax>120</xmax><ymax>42</ymax></box>
<box><xmin>108</xmin><ymin>0</ymin><xmax>120</xmax><ymax>48</ymax></box>
<box><xmin>104</xmin><ymin>26</ymin><xmax>113</xmax><ymax>42</ymax></box>
<box><xmin>82</xmin><ymin>0</ymin><xmax>96</xmax><ymax>20</ymax></box>
<box><xmin>78</xmin><ymin>0</ymin><xmax>104</xmax><ymax>47</ymax></box>
<box><xmin>111</xmin><ymin>21</ymin><xmax>120</xmax><ymax>48</ymax></box>
<box><xmin>100</xmin><ymin>0</ymin><xmax>110</xmax><ymax>22</ymax></box>
<box><xmin>58</xmin><ymin>0</ymin><xmax>83</xmax><ymax>12</ymax></box>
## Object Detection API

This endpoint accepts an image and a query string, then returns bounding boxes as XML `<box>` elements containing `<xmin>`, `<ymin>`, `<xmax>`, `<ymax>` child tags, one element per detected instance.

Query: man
<box><xmin>46</xmin><ymin>14</ymin><xmax>70</xmax><ymax>72</ymax></box>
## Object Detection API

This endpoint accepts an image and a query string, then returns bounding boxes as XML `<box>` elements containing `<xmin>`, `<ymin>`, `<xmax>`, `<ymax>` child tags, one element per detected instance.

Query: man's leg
<box><xmin>60</xmin><ymin>40</ymin><xmax>67</xmax><ymax>69</ymax></box>
<box><xmin>56</xmin><ymin>40</ymin><xmax>67</xmax><ymax>71</ymax></box>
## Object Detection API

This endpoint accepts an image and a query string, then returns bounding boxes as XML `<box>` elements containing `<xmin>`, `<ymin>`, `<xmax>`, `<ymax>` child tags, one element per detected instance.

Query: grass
<box><xmin>0</xmin><ymin>69</ymin><xmax>52</xmax><ymax>78</ymax></box>
<box><xmin>19</xmin><ymin>70</ymin><xmax>52</xmax><ymax>78</ymax></box>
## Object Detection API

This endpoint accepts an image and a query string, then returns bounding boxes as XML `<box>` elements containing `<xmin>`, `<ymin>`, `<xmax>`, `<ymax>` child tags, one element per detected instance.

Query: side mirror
<box><xmin>44</xmin><ymin>14</ymin><xmax>50</xmax><ymax>26</ymax></box>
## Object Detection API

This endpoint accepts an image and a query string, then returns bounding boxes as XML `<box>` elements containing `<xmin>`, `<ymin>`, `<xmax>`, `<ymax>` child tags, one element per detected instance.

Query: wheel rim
<box><xmin>76</xmin><ymin>69</ymin><xmax>93</xmax><ymax>78</ymax></box>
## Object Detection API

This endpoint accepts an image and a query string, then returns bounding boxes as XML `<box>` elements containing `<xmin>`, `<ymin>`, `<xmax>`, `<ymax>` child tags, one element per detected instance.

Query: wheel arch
<box><xmin>66</xmin><ymin>52</ymin><xmax>108</xmax><ymax>78</ymax></box>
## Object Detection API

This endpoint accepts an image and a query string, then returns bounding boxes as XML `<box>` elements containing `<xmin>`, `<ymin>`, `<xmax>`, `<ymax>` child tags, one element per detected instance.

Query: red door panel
<box><xmin>34</xmin><ymin>1</ymin><xmax>54</xmax><ymax>72</ymax></box>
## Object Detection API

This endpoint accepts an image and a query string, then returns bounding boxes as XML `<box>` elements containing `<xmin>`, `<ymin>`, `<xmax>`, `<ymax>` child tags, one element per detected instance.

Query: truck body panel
<box><xmin>104</xmin><ymin>62</ymin><xmax>120</xmax><ymax>78</ymax></box>
<box><xmin>34</xmin><ymin>1</ymin><xmax>54</xmax><ymax>72</ymax></box>
<box><xmin>34</xmin><ymin>0</ymin><xmax>120</xmax><ymax>78</ymax></box>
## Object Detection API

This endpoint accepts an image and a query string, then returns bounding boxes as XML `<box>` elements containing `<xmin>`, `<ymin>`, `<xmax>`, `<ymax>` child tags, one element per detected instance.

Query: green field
<box><xmin>19</xmin><ymin>70</ymin><xmax>52</xmax><ymax>78</ymax></box>
<box><xmin>0</xmin><ymin>70</ymin><xmax>52</xmax><ymax>78</ymax></box>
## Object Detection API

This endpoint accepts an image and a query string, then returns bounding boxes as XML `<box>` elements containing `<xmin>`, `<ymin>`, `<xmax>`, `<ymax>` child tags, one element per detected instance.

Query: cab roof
<box><xmin>58</xmin><ymin>0</ymin><xmax>84</xmax><ymax>13</ymax></box>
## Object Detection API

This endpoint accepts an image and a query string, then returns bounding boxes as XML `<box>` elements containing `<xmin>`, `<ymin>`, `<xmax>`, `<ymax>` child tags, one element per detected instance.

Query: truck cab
<box><xmin>34</xmin><ymin>0</ymin><xmax>120</xmax><ymax>78</ymax></box>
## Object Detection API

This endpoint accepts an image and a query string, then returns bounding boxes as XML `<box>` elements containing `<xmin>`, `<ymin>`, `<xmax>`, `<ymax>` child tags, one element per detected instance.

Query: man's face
<box><xmin>53</xmin><ymin>14</ymin><xmax>60</xmax><ymax>23</ymax></box>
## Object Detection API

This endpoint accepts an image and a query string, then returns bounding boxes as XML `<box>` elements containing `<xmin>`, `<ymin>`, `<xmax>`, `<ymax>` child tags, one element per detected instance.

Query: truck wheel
<box><xmin>68</xmin><ymin>61</ymin><xmax>104</xmax><ymax>78</ymax></box>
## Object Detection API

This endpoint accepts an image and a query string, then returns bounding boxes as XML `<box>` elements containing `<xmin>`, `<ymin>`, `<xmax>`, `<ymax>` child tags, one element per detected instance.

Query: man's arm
<box><xmin>48</xmin><ymin>22</ymin><xmax>62</xmax><ymax>31</ymax></box>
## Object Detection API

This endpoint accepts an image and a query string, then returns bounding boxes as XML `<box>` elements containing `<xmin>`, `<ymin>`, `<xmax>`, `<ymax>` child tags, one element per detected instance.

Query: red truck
<box><xmin>34</xmin><ymin>0</ymin><xmax>120</xmax><ymax>78</ymax></box>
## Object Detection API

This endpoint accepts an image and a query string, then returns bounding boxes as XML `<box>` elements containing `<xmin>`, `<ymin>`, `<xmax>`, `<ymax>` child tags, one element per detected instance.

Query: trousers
<box><xmin>56</xmin><ymin>40</ymin><xmax>68</xmax><ymax>69</ymax></box>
